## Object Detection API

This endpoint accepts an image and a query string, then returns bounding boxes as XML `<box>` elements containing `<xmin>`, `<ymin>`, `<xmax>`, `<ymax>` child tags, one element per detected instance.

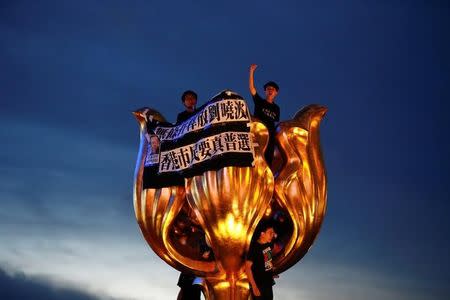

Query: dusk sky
<box><xmin>1</xmin><ymin>1</ymin><xmax>449</xmax><ymax>299</ymax></box>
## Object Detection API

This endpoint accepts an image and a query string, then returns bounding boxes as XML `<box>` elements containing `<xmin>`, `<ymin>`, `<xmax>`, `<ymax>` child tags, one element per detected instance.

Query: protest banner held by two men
<box><xmin>143</xmin><ymin>90</ymin><xmax>255</xmax><ymax>188</ymax></box>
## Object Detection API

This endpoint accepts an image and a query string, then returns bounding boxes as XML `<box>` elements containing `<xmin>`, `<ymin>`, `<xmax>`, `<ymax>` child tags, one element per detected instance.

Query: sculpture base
<box><xmin>202</xmin><ymin>275</ymin><xmax>250</xmax><ymax>300</ymax></box>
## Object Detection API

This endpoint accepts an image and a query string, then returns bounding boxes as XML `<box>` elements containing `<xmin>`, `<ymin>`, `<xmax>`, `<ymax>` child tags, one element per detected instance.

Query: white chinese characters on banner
<box><xmin>159</xmin><ymin>131</ymin><xmax>253</xmax><ymax>172</ymax></box>
<box><xmin>155</xmin><ymin>99</ymin><xmax>250</xmax><ymax>141</ymax></box>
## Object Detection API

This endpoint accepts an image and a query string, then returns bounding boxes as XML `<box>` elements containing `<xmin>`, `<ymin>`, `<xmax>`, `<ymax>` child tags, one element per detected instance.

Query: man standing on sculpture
<box><xmin>175</xmin><ymin>89</ymin><xmax>204</xmax><ymax>300</ymax></box>
<box><xmin>248</xmin><ymin>64</ymin><xmax>280</xmax><ymax>165</ymax></box>
<box><xmin>176</xmin><ymin>90</ymin><xmax>199</xmax><ymax>124</ymax></box>
<box><xmin>245</xmin><ymin>221</ymin><xmax>278</xmax><ymax>300</ymax></box>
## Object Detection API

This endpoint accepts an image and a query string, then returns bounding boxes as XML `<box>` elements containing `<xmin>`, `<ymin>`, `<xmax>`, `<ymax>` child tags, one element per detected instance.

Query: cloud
<box><xmin>0</xmin><ymin>199</ymin><xmax>180</xmax><ymax>300</ymax></box>
<box><xmin>0</xmin><ymin>116</ymin><xmax>134</xmax><ymax>221</ymax></box>
<box><xmin>0</xmin><ymin>118</ymin><xmax>180</xmax><ymax>300</ymax></box>
<box><xmin>274</xmin><ymin>259</ymin><xmax>450</xmax><ymax>300</ymax></box>
<box><xmin>0</xmin><ymin>266</ymin><xmax>115</xmax><ymax>300</ymax></box>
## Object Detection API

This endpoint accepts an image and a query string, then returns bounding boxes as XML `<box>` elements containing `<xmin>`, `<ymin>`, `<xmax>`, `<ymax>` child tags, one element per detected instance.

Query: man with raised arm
<box><xmin>248</xmin><ymin>64</ymin><xmax>280</xmax><ymax>165</ymax></box>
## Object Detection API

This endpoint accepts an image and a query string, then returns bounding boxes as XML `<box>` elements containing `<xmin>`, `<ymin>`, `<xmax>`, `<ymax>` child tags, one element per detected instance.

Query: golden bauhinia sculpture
<box><xmin>132</xmin><ymin>90</ymin><xmax>327</xmax><ymax>300</ymax></box>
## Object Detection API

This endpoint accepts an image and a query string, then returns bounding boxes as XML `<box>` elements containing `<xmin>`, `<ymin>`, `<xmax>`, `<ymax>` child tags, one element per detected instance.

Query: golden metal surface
<box><xmin>132</xmin><ymin>103</ymin><xmax>327</xmax><ymax>300</ymax></box>
<box><xmin>272</xmin><ymin>105</ymin><xmax>328</xmax><ymax>274</ymax></box>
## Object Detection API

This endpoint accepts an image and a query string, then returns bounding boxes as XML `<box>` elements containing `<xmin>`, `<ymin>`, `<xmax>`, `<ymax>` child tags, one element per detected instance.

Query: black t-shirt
<box><xmin>176</xmin><ymin>109</ymin><xmax>198</xmax><ymax>124</ymax></box>
<box><xmin>247</xmin><ymin>242</ymin><xmax>274</xmax><ymax>290</ymax></box>
<box><xmin>252</xmin><ymin>93</ymin><xmax>280</xmax><ymax>132</ymax></box>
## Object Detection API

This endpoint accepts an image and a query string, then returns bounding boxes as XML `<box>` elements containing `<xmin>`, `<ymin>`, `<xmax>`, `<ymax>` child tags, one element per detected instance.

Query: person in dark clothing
<box><xmin>174</xmin><ymin>155</ymin><xmax>210</xmax><ymax>300</ymax></box>
<box><xmin>176</xmin><ymin>90</ymin><xmax>199</xmax><ymax>124</ymax></box>
<box><xmin>248</xmin><ymin>64</ymin><xmax>280</xmax><ymax>166</ymax></box>
<box><xmin>177</xmin><ymin>273</ymin><xmax>202</xmax><ymax>300</ymax></box>
<box><xmin>245</xmin><ymin>221</ymin><xmax>279</xmax><ymax>300</ymax></box>
<box><xmin>176</xmin><ymin>222</ymin><xmax>212</xmax><ymax>300</ymax></box>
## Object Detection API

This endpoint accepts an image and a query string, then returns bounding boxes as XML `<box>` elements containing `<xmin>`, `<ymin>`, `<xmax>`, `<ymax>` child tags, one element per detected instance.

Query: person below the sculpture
<box><xmin>176</xmin><ymin>90</ymin><xmax>199</xmax><ymax>124</ymax></box>
<box><xmin>245</xmin><ymin>221</ymin><xmax>279</xmax><ymax>300</ymax></box>
<box><xmin>176</xmin><ymin>212</ymin><xmax>212</xmax><ymax>300</ymax></box>
<box><xmin>248</xmin><ymin>64</ymin><xmax>280</xmax><ymax>165</ymax></box>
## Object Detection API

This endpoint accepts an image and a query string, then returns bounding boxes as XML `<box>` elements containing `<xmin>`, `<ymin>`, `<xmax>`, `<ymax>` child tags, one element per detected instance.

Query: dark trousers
<box><xmin>178</xmin><ymin>284</ymin><xmax>201</xmax><ymax>300</ymax></box>
<box><xmin>250</xmin><ymin>287</ymin><xmax>273</xmax><ymax>300</ymax></box>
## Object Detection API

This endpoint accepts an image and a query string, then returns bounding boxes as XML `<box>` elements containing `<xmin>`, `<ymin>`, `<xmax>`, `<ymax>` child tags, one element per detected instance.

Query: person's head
<box><xmin>150</xmin><ymin>135</ymin><xmax>160</xmax><ymax>153</ymax></box>
<box><xmin>181</xmin><ymin>90</ymin><xmax>198</xmax><ymax>112</ymax></box>
<box><xmin>263</xmin><ymin>81</ymin><xmax>279</xmax><ymax>103</ymax></box>
<box><xmin>256</xmin><ymin>220</ymin><xmax>276</xmax><ymax>244</ymax></box>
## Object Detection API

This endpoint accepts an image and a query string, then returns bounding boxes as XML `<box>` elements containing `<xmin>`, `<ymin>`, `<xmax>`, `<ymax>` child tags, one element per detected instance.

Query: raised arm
<box><xmin>249</xmin><ymin>64</ymin><xmax>258</xmax><ymax>96</ymax></box>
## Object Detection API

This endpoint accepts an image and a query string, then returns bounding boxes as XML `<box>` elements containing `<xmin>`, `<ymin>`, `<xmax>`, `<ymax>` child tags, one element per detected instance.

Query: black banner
<box><xmin>143</xmin><ymin>90</ymin><xmax>255</xmax><ymax>187</ymax></box>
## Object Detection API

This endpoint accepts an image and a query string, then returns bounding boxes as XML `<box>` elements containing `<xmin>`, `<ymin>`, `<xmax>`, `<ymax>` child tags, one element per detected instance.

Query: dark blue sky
<box><xmin>1</xmin><ymin>1</ymin><xmax>449</xmax><ymax>299</ymax></box>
